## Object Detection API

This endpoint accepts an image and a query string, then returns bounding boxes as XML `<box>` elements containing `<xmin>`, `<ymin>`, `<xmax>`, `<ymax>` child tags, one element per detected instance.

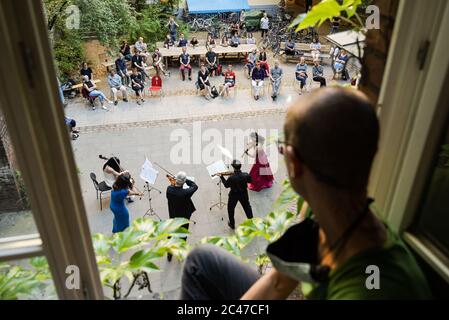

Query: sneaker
<box><xmin>141</xmin><ymin>99</ymin><xmax>145</xmax><ymax>103</ymax></box>
<box><xmin>228</xmin><ymin>221</ymin><xmax>235</xmax><ymax>230</ymax></box>
<box><xmin>101</xmin><ymin>105</ymin><xmax>108</xmax><ymax>110</ymax></box>
<box><xmin>123</xmin><ymin>98</ymin><xmax>128</xmax><ymax>102</ymax></box>
<box><xmin>92</xmin><ymin>106</ymin><xmax>96</xmax><ymax>110</ymax></box>
<box><xmin>114</xmin><ymin>100</ymin><xmax>118</xmax><ymax>106</ymax></box>
<box><xmin>188</xmin><ymin>77</ymin><xmax>192</xmax><ymax>81</ymax></box>
<box><xmin>108</xmin><ymin>101</ymin><xmax>113</xmax><ymax>104</ymax></box>
<box><xmin>127</xmin><ymin>197</ymin><xmax>134</xmax><ymax>204</ymax></box>
<box><xmin>72</xmin><ymin>130</ymin><xmax>80</xmax><ymax>134</ymax></box>
<box><xmin>71</xmin><ymin>133</ymin><xmax>79</xmax><ymax>140</ymax></box>
<box><xmin>137</xmin><ymin>100</ymin><xmax>141</xmax><ymax>105</ymax></box>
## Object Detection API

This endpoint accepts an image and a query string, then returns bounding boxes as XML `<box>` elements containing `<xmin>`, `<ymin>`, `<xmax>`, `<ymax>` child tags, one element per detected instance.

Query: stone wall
<box><xmin>359</xmin><ymin>0</ymin><xmax>400</xmax><ymax>104</ymax></box>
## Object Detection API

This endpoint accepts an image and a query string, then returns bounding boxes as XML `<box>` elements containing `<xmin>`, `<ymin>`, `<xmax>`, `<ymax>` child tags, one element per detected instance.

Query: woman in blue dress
<box><xmin>110</xmin><ymin>173</ymin><xmax>143</xmax><ymax>233</ymax></box>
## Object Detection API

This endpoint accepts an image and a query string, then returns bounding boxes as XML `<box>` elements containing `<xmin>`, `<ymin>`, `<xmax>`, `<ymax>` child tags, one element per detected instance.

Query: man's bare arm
<box><xmin>240</xmin><ymin>268</ymin><xmax>298</xmax><ymax>300</ymax></box>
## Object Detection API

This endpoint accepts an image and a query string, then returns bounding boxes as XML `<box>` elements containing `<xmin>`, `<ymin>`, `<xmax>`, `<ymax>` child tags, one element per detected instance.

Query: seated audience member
<box><xmin>246</xmin><ymin>49</ymin><xmax>258</xmax><ymax>78</ymax></box>
<box><xmin>135</xmin><ymin>37</ymin><xmax>150</xmax><ymax>65</ymax></box>
<box><xmin>251</xmin><ymin>62</ymin><xmax>266</xmax><ymax>100</ymax></box>
<box><xmin>197</xmin><ymin>64</ymin><xmax>212</xmax><ymax>99</ymax></box>
<box><xmin>152</xmin><ymin>48</ymin><xmax>170</xmax><ymax>77</ymax></box>
<box><xmin>334</xmin><ymin>49</ymin><xmax>350</xmax><ymax>80</ymax></box>
<box><xmin>246</xmin><ymin>32</ymin><xmax>256</xmax><ymax>45</ymax></box>
<box><xmin>65</xmin><ymin>116</ymin><xmax>79</xmax><ymax>140</ymax></box>
<box><xmin>258</xmin><ymin>47</ymin><xmax>269</xmax><ymax>75</ymax></box>
<box><xmin>130</xmin><ymin>68</ymin><xmax>145</xmax><ymax>105</ymax></box>
<box><xmin>295</xmin><ymin>57</ymin><xmax>308</xmax><ymax>94</ymax></box>
<box><xmin>219</xmin><ymin>65</ymin><xmax>236</xmax><ymax>97</ymax></box>
<box><xmin>164</xmin><ymin>33</ymin><xmax>174</xmax><ymax>49</ymax></box>
<box><xmin>190</xmin><ymin>37</ymin><xmax>199</xmax><ymax>48</ymax></box>
<box><xmin>269</xmin><ymin>60</ymin><xmax>283</xmax><ymax>101</ymax></box>
<box><xmin>230</xmin><ymin>34</ymin><xmax>240</xmax><ymax>47</ymax></box>
<box><xmin>330</xmin><ymin>46</ymin><xmax>340</xmax><ymax>60</ymax></box>
<box><xmin>312</xmin><ymin>59</ymin><xmax>326</xmax><ymax>87</ymax></box>
<box><xmin>107</xmin><ymin>69</ymin><xmax>128</xmax><ymax>105</ymax></box>
<box><xmin>120</xmin><ymin>40</ymin><xmax>132</xmax><ymax>61</ymax></box>
<box><xmin>221</xmin><ymin>35</ymin><xmax>230</xmax><ymax>47</ymax></box>
<box><xmin>205</xmin><ymin>47</ymin><xmax>218</xmax><ymax>77</ymax></box>
<box><xmin>310</xmin><ymin>37</ymin><xmax>322</xmax><ymax>61</ymax></box>
<box><xmin>135</xmin><ymin>37</ymin><xmax>149</xmax><ymax>57</ymax></box>
<box><xmin>284</xmin><ymin>38</ymin><xmax>296</xmax><ymax>56</ymax></box>
<box><xmin>180</xmin><ymin>88</ymin><xmax>432</xmax><ymax>300</ymax></box>
<box><xmin>206</xmin><ymin>34</ymin><xmax>216</xmax><ymax>50</ymax></box>
<box><xmin>80</xmin><ymin>62</ymin><xmax>93</xmax><ymax>80</ymax></box>
<box><xmin>115</xmin><ymin>53</ymin><xmax>130</xmax><ymax>87</ymax></box>
<box><xmin>179</xmin><ymin>47</ymin><xmax>192</xmax><ymax>81</ymax></box>
<box><xmin>178</xmin><ymin>33</ymin><xmax>188</xmax><ymax>47</ymax></box>
<box><xmin>132</xmin><ymin>48</ymin><xmax>148</xmax><ymax>82</ymax></box>
<box><xmin>82</xmin><ymin>75</ymin><xmax>112</xmax><ymax>110</ymax></box>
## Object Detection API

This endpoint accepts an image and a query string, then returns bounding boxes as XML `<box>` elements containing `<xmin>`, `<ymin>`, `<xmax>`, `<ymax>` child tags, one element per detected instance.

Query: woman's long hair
<box><xmin>103</xmin><ymin>157</ymin><xmax>121</xmax><ymax>173</ymax></box>
<box><xmin>113</xmin><ymin>173</ymin><xmax>132</xmax><ymax>190</ymax></box>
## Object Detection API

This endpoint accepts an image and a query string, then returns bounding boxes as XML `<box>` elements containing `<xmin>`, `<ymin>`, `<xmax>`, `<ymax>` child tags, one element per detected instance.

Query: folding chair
<box><xmin>147</xmin><ymin>75</ymin><xmax>163</xmax><ymax>99</ymax></box>
<box><xmin>90</xmin><ymin>173</ymin><xmax>112</xmax><ymax>211</ymax></box>
<box><xmin>81</xmin><ymin>87</ymin><xmax>98</xmax><ymax>109</ymax></box>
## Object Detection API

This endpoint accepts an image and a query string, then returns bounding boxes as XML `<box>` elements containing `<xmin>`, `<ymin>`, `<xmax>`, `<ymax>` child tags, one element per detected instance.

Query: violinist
<box><xmin>166</xmin><ymin>171</ymin><xmax>198</xmax><ymax>260</ymax></box>
<box><xmin>217</xmin><ymin>160</ymin><xmax>253</xmax><ymax>230</ymax></box>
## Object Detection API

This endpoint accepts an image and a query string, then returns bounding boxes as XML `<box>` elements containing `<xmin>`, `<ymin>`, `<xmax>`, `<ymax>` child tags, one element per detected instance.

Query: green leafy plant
<box><xmin>0</xmin><ymin>257</ymin><xmax>55</xmax><ymax>300</ymax></box>
<box><xmin>93</xmin><ymin>217</ymin><xmax>190</xmax><ymax>299</ymax></box>
<box><xmin>291</xmin><ymin>0</ymin><xmax>366</xmax><ymax>32</ymax></box>
<box><xmin>53</xmin><ymin>29</ymin><xmax>85</xmax><ymax>80</ymax></box>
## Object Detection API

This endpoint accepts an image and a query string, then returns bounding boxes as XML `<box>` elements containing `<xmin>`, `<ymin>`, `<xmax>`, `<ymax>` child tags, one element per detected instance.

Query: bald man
<box><xmin>180</xmin><ymin>88</ymin><xmax>431</xmax><ymax>300</ymax></box>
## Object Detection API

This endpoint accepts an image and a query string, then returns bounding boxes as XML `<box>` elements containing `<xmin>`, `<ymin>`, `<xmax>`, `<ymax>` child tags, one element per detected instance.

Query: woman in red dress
<box><xmin>245</xmin><ymin>132</ymin><xmax>274</xmax><ymax>191</ymax></box>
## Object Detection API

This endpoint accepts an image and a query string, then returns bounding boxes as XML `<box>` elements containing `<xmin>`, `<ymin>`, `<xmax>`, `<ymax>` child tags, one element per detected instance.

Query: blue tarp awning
<box><xmin>186</xmin><ymin>0</ymin><xmax>250</xmax><ymax>14</ymax></box>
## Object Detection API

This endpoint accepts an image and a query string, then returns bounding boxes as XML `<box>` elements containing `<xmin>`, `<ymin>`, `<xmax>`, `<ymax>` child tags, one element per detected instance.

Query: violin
<box><xmin>212</xmin><ymin>171</ymin><xmax>234</xmax><ymax>177</ymax></box>
<box><xmin>166</xmin><ymin>174</ymin><xmax>177</xmax><ymax>186</ymax></box>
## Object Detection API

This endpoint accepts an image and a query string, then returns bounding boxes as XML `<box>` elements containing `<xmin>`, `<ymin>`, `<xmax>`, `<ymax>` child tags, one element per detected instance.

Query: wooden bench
<box><xmin>280</xmin><ymin>42</ymin><xmax>331</xmax><ymax>63</ymax></box>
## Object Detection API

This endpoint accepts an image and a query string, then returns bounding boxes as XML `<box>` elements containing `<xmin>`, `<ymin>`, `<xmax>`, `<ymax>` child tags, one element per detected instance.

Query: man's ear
<box><xmin>285</xmin><ymin>145</ymin><xmax>303</xmax><ymax>179</ymax></box>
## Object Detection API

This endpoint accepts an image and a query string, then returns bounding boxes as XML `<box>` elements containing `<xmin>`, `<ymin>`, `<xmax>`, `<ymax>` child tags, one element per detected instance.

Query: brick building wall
<box><xmin>359</xmin><ymin>0</ymin><xmax>400</xmax><ymax>104</ymax></box>
<box><xmin>0</xmin><ymin>115</ymin><xmax>25</xmax><ymax>212</ymax></box>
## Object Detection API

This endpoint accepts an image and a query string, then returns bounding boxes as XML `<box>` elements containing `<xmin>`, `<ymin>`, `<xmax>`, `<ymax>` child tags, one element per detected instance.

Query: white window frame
<box><xmin>368</xmin><ymin>0</ymin><xmax>449</xmax><ymax>282</ymax></box>
<box><xmin>0</xmin><ymin>1</ymin><xmax>103</xmax><ymax>299</ymax></box>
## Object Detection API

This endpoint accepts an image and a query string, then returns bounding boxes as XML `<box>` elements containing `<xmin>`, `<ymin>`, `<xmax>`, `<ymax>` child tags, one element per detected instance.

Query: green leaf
<box><xmin>342</xmin><ymin>0</ymin><xmax>362</xmax><ymax>18</ymax></box>
<box><xmin>110</xmin><ymin>228</ymin><xmax>142</xmax><ymax>253</ymax></box>
<box><xmin>93</xmin><ymin>233</ymin><xmax>111</xmax><ymax>256</ymax></box>
<box><xmin>294</xmin><ymin>0</ymin><xmax>342</xmax><ymax>31</ymax></box>
<box><xmin>129</xmin><ymin>249</ymin><xmax>163</xmax><ymax>270</ymax></box>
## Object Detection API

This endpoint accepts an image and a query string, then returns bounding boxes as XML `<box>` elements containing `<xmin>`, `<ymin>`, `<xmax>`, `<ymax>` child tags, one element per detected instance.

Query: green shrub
<box><xmin>53</xmin><ymin>30</ymin><xmax>84</xmax><ymax>80</ymax></box>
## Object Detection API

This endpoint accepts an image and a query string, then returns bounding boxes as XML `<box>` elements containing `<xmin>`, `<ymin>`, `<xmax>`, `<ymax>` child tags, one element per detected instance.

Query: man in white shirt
<box><xmin>260</xmin><ymin>12</ymin><xmax>269</xmax><ymax>39</ymax></box>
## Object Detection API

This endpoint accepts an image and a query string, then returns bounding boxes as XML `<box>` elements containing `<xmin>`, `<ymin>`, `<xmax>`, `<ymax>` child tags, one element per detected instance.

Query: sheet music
<box><xmin>207</xmin><ymin>160</ymin><xmax>228</xmax><ymax>179</ymax></box>
<box><xmin>139</xmin><ymin>158</ymin><xmax>158</xmax><ymax>185</ymax></box>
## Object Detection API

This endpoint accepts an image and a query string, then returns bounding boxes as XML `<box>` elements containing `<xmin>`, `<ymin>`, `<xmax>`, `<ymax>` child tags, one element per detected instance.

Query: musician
<box><xmin>166</xmin><ymin>171</ymin><xmax>198</xmax><ymax>261</ymax></box>
<box><xmin>219</xmin><ymin>160</ymin><xmax>253</xmax><ymax>230</ymax></box>
<box><xmin>110</xmin><ymin>173</ymin><xmax>143</xmax><ymax>234</ymax></box>
<box><xmin>101</xmin><ymin>155</ymin><xmax>134</xmax><ymax>203</ymax></box>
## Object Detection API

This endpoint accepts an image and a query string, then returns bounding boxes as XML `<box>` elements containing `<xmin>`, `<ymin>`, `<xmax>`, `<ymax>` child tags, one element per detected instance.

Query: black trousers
<box><xmin>228</xmin><ymin>192</ymin><xmax>253</xmax><ymax>227</ymax></box>
<box><xmin>313</xmin><ymin>76</ymin><xmax>327</xmax><ymax>87</ymax></box>
<box><xmin>180</xmin><ymin>244</ymin><xmax>260</xmax><ymax>299</ymax></box>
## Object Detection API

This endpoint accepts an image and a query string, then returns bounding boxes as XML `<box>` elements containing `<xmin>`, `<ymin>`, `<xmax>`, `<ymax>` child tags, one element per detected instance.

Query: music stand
<box><xmin>143</xmin><ymin>182</ymin><xmax>162</xmax><ymax>220</ymax></box>
<box><xmin>140</xmin><ymin>158</ymin><xmax>162</xmax><ymax>220</ymax></box>
<box><xmin>207</xmin><ymin>160</ymin><xmax>228</xmax><ymax>218</ymax></box>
